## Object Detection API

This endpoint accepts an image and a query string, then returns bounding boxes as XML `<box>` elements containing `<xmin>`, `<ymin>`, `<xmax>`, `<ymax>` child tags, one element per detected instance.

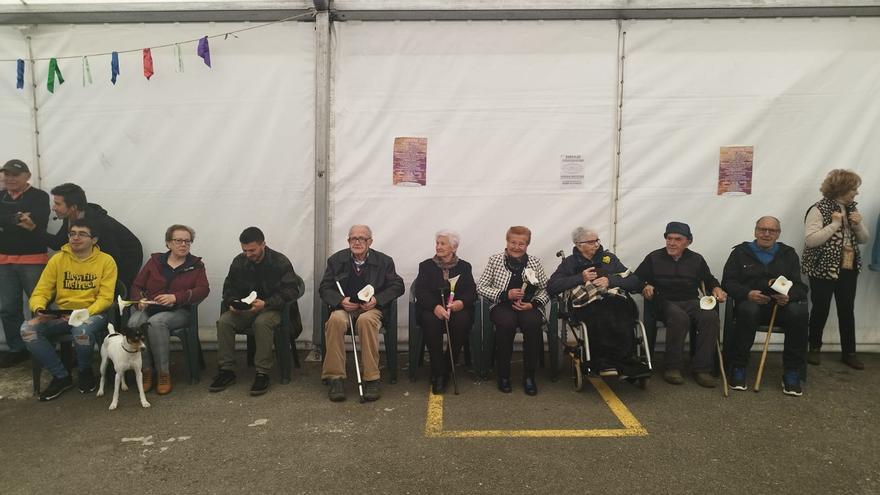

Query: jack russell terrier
<box><xmin>97</xmin><ymin>323</ymin><xmax>151</xmax><ymax>410</ymax></box>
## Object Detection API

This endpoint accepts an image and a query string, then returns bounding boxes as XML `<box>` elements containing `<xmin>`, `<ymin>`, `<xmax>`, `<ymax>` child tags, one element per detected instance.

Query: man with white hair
<box><xmin>319</xmin><ymin>225</ymin><xmax>404</xmax><ymax>402</ymax></box>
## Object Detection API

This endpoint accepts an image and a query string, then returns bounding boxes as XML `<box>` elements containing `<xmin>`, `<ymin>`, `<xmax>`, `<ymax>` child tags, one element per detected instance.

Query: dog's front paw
<box><xmin>141</xmin><ymin>400</ymin><xmax>151</xmax><ymax>408</ymax></box>
<box><xmin>109</xmin><ymin>402</ymin><xmax>118</xmax><ymax>410</ymax></box>
<box><xmin>96</xmin><ymin>389</ymin><xmax>104</xmax><ymax>397</ymax></box>
<box><xmin>121</xmin><ymin>382</ymin><xmax>129</xmax><ymax>391</ymax></box>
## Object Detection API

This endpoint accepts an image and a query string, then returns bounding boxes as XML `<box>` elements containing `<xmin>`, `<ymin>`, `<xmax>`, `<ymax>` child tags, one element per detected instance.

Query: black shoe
<box><xmin>497</xmin><ymin>377</ymin><xmax>512</xmax><ymax>393</ymax></box>
<box><xmin>328</xmin><ymin>378</ymin><xmax>346</xmax><ymax>402</ymax></box>
<box><xmin>618</xmin><ymin>362</ymin><xmax>651</xmax><ymax>381</ymax></box>
<box><xmin>782</xmin><ymin>370</ymin><xmax>803</xmax><ymax>397</ymax></box>
<box><xmin>208</xmin><ymin>369</ymin><xmax>236</xmax><ymax>392</ymax></box>
<box><xmin>842</xmin><ymin>353</ymin><xmax>865</xmax><ymax>370</ymax></box>
<box><xmin>250</xmin><ymin>373</ymin><xmax>270</xmax><ymax>396</ymax></box>
<box><xmin>39</xmin><ymin>375</ymin><xmax>74</xmax><ymax>401</ymax></box>
<box><xmin>523</xmin><ymin>376</ymin><xmax>538</xmax><ymax>396</ymax></box>
<box><xmin>431</xmin><ymin>375</ymin><xmax>447</xmax><ymax>395</ymax></box>
<box><xmin>806</xmin><ymin>348</ymin><xmax>821</xmax><ymax>365</ymax></box>
<box><xmin>363</xmin><ymin>380</ymin><xmax>381</xmax><ymax>401</ymax></box>
<box><xmin>0</xmin><ymin>351</ymin><xmax>30</xmax><ymax>368</ymax></box>
<box><xmin>78</xmin><ymin>369</ymin><xmax>97</xmax><ymax>394</ymax></box>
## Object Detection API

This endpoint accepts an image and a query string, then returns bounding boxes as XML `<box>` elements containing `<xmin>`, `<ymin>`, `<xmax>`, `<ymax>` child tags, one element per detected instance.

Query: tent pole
<box><xmin>24</xmin><ymin>29</ymin><xmax>43</xmax><ymax>188</ymax></box>
<box><xmin>610</xmin><ymin>19</ymin><xmax>626</xmax><ymax>251</ymax></box>
<box><xmin>312</xmin><ymin>9</ymin><xmax>332</xmax><ymax>355</ymax></box>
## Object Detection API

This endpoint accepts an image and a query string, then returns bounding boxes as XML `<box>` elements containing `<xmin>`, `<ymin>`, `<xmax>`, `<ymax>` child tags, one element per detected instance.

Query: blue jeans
<box><xmin>128</xmin><ymin>308</ymin><xmax>189</xmax><ymax>373</ymax></box>
<box><xmin>0</xmin><ymin>263</ymin><xmax>45</xmax><ymax>353</ymax></box>
<box><xmin>21</xmin><ymin>313</ymin><xmax>108</xmax><ymax>378</ymax></box>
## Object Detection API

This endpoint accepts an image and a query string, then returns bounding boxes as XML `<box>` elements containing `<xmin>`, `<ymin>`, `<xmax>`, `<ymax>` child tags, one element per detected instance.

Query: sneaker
<box><xmin>693</xmin><ymin>371</ymin><xmax>717</xmax><ymax>388</ymax></box>
<box><xmin>523</xmin><ymin>376</ymin><xmax>538</xmax><ymax>396</ymax></box>
<box><xmin>250</xmin><ymin>373</ymin><xmax>270</xmax><ymax>396</ymax></box>
<box><xmin>599</xmin><ymin>368</ymin><xmax>619</xmax><ymax>377</ymax></box>
<box><xmin>842</xmin><ymin>353</ymin><xmax>865</xmax><ymax>370</ymax></box>
<box><xmin>208</xmin><ymin>369</ymin><xmax>236</xmax><ymax>392</ymax></box>
<box><xmin>782</xmin><ymin>370</ymin><xmax>803</xmax><ymax>397</ymax></box>
<box><xmin>328</xmin><ymin>378</ymin><xmax>346</xmax><ymax>402</ymax></box>
<box><xmin>0</xmin><ymin>350</ymin><xmax>30</xmax><ymax>368</ymax></box>
<box><xmin>156</xmin><ymin>372</ymin><xmax>172</xmax><ymax>395</ymax></box>
<box><xmin>497</xmin><ymin>376</ymin><xmax>512</xmax><ymax>393</ymax></box>
<box><xmin>663</xmin><ymin>369</ymin><xmax>684</xmax><ymax>385</ymax></box>
<box><xmin>806</xmin><ymin>348</ymin><xmax>821</xmax><ymax>365</ymax></box>
<box><xmin>142</xmin><ymin>368</ymin><xmax>154</xmax><ymax>393</ymax></box>
<box><xmin>729</xmin><ymin>367</ymin><xmax>748</xmax><ymax>391</ymax></box>
<box><xmin>78</xmin><ymin>369</ymin><xmax>97</xmax><ymax>393</ymax></box>
<box><xmin>39</xmin><ymin>375</ymin><xmax>74</xmax><ymax>401</ymax></box>
<box><xmin>363</xmin><ymin>380</ymin><xmax>381</xmax><ymax>401</ymax></box>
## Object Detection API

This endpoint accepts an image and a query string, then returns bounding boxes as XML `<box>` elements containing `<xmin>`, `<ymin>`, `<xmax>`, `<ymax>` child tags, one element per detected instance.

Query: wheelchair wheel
<box><xmin>572</xmin><ymin>358</ymin><xmax>584</xmax><ymax>392</ymax></box>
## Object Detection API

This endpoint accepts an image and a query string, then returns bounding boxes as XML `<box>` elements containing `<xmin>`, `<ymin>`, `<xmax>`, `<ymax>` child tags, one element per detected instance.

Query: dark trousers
<box><xmin>420</xmin><ymin>309</ymin><xmax>472</xmax><ymax>378</ymax></box>
<box><xmin>660</xmin><ymin>299</ymin><xmax>719</xmax><ymax>373</ymax></box>
<box><xmin>731</xmin><ymin>300</ymin><xmax>808</xmax><ymax>371</ymax></box>
<box><xmin>809</xmin><ymin>270</ymin><xmax>858</xmax><ymax>353</ymax></box>
<box><xmin>572</xmin><ymin>297</ymin><xmax>635</xmax><ymax>366</ymax></box>
<box><xmin>491</xmin><ymin>304</ymin><xmax>542</xmax><ymax>380</ymax></box>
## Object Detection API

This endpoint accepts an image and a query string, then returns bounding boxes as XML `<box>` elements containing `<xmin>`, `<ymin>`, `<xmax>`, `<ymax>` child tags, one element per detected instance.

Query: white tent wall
<box><xmin>0</xmin><ymin>22</ymin><xmax>316</xmax><ymax>347</ymax></box>
<box><xmin>1</xmin><ymin>27</ymin><xmax>32</xmax><ymax>176</ymax></box>
<box><xmin>617</xmin><ymin>17</ymin><xmax>880</xmax><ymax>348</ymax></box>
<box><xmin>332</xmin><ymin>20</ymin><xmax>620</xmax><ymax>343</ymax></box>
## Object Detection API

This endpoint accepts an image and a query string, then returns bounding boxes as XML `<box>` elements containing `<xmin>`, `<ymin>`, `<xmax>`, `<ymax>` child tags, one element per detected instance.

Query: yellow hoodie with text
<box><xmin>30</xmin><ymin>244</ymin><xmax>118</xmax><ymax>316</ymax></box>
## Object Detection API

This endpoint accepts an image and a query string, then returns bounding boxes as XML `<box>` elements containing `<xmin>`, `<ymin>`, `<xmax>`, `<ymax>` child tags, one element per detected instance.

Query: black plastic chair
<box><xmin>407</xmin><ymin>281</ymin><xmax>474</xmax><ymax>382</ymax></box>
<box><xmin>642</xmin><ymin>296</ymin><xmax>721</xmax><ymax>374</ymax></box>
<box><xmin>320</xmin><ymin>299</ymin><xmax>399</xmax><ymax>384</ymax></box>
<box><xmin>168</xmin><ymin>303</ymin><xmax>204</xmax><ymax>384</ymax></box>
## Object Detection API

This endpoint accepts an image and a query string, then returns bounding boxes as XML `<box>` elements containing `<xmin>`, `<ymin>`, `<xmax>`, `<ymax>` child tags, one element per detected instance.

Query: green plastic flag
<box><xmin>47</xmin><ymin>58</ymin><xmax>64</xmax><ymax>93</ymax></box>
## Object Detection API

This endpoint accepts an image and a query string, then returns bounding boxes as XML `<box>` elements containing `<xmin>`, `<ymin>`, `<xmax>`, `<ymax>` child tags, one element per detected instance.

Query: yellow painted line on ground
<box><xmin>424</xmin><ymin>376</ymin><xmax>647</xmax><ymax>438</ymax></box>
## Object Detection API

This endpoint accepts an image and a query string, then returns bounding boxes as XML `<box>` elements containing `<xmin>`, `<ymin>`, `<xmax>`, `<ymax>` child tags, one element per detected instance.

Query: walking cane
<box><xmin>439</xmin><ymin>291</ymin><xmax>460</xmax><ymax>395</ymax></box>
<box><xmin>336</xmin><ymin>281</ymin><xmax>365</xmax><ymax>403</ymax></box>
<box><xmin>700</xmin><ymin>282</ymin><xmax>728</xmax><ymax>397</ymax></box>
<box><xmin>753</xmin><ymin>303</ymin><xmax>779</xmax><ymax>393</ymax></box>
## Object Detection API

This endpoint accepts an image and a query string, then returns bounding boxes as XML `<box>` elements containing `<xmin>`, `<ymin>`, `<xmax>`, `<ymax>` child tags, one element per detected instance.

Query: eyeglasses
<box><xmin>755</xmin><ymin>228</ymin><xmax>780</xmax><ymax>234</ymax></box>
<box><xmin>348</xmin><ymin>237</ymin><xmax>371</xmax><ymax>244</ymax></box>
<box><xmin>576</xmin><ymin>239</ymin><xmax>600</xmax><ymax>246</ymax></box>
<box><xmin>68</xmin><ymin>231</ymin><xmax>93</xmax><ymax>239</ymax></box>
<box><xmin>170</xmin><ymin>239</ymin><xmax>193</xmax><ymax>245</ymax></box>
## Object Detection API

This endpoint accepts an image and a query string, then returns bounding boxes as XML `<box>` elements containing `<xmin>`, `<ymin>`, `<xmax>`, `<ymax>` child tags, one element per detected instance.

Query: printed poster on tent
<box><xmin>392</xmin><ymin>137</ymin><xmax>427</xmax><ymax>187</ymax></box>
<box><xmin>717</xmin><ymin>145</ymin><xmax>753</xmax><ymax>196</ymax></box>
<box><xmin>560</xmin><ymin>153</ymin><xmax>585</xmax><ymax>189</ymax></box>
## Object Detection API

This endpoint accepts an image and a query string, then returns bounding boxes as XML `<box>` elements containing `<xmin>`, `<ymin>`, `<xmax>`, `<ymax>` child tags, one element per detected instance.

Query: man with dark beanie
<box><xmin>0</xmin><ymin>159</ymin><xmax>49</xmax><ymax>367</ymax></box>
<box><xmin>635</xmin><ymin>221</ymin><xmax>727</xmax><ymax>387</ymax></box>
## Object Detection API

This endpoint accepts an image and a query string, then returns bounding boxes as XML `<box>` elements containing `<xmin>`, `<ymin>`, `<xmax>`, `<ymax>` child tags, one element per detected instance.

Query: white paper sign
<box><xmin>560</xmin><ymin>154</ymin><xmax>584</xmax><ymax>189</ymax></box>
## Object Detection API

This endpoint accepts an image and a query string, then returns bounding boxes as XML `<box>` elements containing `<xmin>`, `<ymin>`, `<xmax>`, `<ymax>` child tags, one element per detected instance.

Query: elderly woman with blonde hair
<box><xmin>803</xmin><ymin>169</ymin><xmax>870</xmax><ymax>370</ymax></box>
<box><xmin>414</xmin><ymin>229</ymin><xmax>476</xmax><ymax>394</ymax></box>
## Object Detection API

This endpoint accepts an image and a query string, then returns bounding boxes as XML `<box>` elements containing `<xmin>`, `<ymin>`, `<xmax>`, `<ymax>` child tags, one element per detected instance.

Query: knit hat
<box><xmin>664</xmin><ymin>221</ymin><xmax>693</xmax><ymax>241</ymax></box>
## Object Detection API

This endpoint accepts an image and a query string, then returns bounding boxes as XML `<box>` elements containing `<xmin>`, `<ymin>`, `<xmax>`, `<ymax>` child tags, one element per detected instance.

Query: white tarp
<box><xmin>1</xmin><ymin>22</ymin><xmax>316</xmax><ymax>340</ymax></box>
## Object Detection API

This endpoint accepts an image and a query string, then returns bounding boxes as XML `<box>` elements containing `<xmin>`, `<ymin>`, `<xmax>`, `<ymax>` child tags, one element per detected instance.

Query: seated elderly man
<box><xmin>548</xmin><ymin>226</ymin><xmax>649</xmax><ymax>379</ymax></box>
<box><xmin>721</xmin><ymin>216</ymin><xmax>809</xmax><ymax>396</ymax></box>
<box><xmin>319</xmin><ymin>225</ymin><xmax>404</xmax><ymax>402</ymax></box>
<box><xmin>634</xmin><ymin>222</ymin><xmax>726</xmax><ymax>388</ymax></box>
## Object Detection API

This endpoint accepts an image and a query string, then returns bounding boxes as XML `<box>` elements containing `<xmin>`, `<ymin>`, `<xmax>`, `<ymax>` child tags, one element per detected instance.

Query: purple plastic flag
<box><xmin>16</xmin><ymin>59</ymin><xmax>24</xmax><ymax>89</ymax></box>
<box><xmin>197</xmin><ymin>36</ymin><xmax>211</xmax><ymax>68</ymax></box>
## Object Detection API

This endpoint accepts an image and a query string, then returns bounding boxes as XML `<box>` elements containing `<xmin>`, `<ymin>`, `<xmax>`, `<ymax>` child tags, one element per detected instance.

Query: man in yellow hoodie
<box><xmin>21</xmin><ymin>218</ymin><xmax>117</xmax><ymax>401</ymax></box>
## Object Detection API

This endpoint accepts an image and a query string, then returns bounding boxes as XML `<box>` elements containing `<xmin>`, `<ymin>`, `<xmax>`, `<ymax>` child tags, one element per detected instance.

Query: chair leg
<box><xmin>246</xmin><ymin>335</ymin><xmax>256</xmax><ymax>367</ymax></box>
<box><xmin>275</xmin><ymin>329</ymin><xmax>292</xmax><ymax>385</ymax></box>
<box><xmin>292</xmin><ymin>340</ymin><xmax>301</xmax><ymax>368</ymax></box>
<box><xmin>408</xmin><ymin>325</ymin><xmax>422</xmax><ymax>382</ymax></box>
<box><xmin>386</xmin><ymin>325</ymin><xmax>398</xmax><ymax>385</ymax></box>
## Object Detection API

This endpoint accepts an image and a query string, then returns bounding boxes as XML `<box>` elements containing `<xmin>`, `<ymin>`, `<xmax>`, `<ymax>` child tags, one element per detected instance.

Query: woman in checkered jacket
<box><xmin>477</xmin><ymin>226</ymin><xmax>549</xmax><ymax>396</ymax></box>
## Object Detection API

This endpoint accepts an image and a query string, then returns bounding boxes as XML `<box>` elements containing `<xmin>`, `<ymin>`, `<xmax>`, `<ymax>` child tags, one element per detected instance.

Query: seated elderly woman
<box><xmin>414</xmin><ymin>229</ymin><xmax>477</xmax><ymax>394</ymax></box>
<box><xmin>547</xmin><ymin>226</ymin><xmax>649</xmax><ymax>379</ymax></box>
<box><xmin>127</xmin><ymin>224</ymin><xmax>210</xmax><ymax>395</ymax></box>
<box><xmin>477</xmin><ymin>226</ymin><xmax>550</xmax><ymax>396</ymax></box>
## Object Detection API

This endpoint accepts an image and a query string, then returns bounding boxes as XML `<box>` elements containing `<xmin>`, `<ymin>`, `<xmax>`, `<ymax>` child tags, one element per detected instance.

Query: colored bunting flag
<box><xmin>16</xmin><ymin>59</ymin><xmax>24</xmax><ymax>89</ymax></box>
<box><xmin>197</xmin><ymin>36</ymin><xmax>211</xmax><ymax>67</ymax></box>
<box><xmin>174</xmin><ymin>44</ymin><xmax>184</xmax><ymax>73</ymax></box>
<box><xmin>143</xmin><ymin>48</ymin><xmax>154</xmax><ymax>80</ymax></box>
<box><xmin>47</xmin><ymin>58</ymin><xmax>64</xmax><ymax>93</ymax></box>
<box><xmin>111</xmin><ymin>51</ymin><xmax>120</xmax><ymax>84</ymax></box>
<box><xmin>82</xmin><ymin>56</ymin><xmax>93</xmax><ymax>86</ymax></box>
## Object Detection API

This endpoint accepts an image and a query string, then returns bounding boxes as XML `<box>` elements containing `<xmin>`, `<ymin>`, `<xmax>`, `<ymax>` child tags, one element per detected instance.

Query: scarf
<box><xmin>432</xmin><ymin>254</ymin><xmax>459</xmax><ymax>281</ymax></box>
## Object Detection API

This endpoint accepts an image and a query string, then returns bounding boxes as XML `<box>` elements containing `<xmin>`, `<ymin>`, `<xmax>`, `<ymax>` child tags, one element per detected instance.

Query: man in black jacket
<box><xmin>319</xmin><ymin>225</ymin><xmax>404</xmax><ymax>402</ymax></box>
<box><xmin>20</xmin><ymin>182</ymin><xmax>143</xmax><ymax>290</ymax></box>
<box><xmin>210</xmin><ymin>227</ymin><xmax>303</xmax><ymax>396</ymax></box>
<box><xmin>0</xmin><ymin>160</ymin><xmax>49</xmax><ymax>367</ymax></box>
<box><xmin>721</xmin><ymin>216</ymin><xmax>809</xmax><ymax>396</ymax></box>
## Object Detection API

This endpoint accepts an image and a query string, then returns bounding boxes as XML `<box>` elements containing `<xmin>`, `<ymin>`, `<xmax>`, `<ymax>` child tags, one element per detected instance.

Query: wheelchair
<box><xmin>552</xmin><ymin>253</ymin><xmax>652</xmax><ymax>391</ymax></box>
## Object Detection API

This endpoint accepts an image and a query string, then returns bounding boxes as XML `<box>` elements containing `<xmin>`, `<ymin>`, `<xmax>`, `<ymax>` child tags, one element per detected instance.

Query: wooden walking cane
<box><xmin>700</xmin><ymin>282</ymin><xmax>728</xmax><ymax>397</ymax></box>
<box><xmin>753</xmin><ymin>302</ymin><xmax>779</xmax><ymax>393</ymax></box>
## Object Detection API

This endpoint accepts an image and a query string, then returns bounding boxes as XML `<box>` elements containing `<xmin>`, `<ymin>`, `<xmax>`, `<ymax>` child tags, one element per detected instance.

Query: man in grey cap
<box><xmin>634</xmin><ymin>221</ymin><xmax>727</xmax><ymax>387</ymax></box>
<box><xmin>0</xmin><ymin>159</ymin><xmax>50</xmax><ymax>367</ymax></box>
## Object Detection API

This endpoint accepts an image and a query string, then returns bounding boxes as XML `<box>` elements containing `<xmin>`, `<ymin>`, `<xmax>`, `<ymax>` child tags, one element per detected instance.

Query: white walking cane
<box><xmin>336</xmin><ymin>281</ymin><xmax>365</xmax><ymax>403</ymax></box>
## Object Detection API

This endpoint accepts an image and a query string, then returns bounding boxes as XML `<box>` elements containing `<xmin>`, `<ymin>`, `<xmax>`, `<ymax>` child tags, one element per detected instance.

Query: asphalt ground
<box><xmin>0</xmin><ymin>351</ymin><xmax>878</xmax><ymax>495</ymax></box>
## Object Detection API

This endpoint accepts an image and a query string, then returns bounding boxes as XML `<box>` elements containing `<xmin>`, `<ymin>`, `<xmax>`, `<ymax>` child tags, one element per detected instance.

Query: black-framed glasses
<box><xmin>348</xmin><ymin>237</ymin><xmax>371</xmax><ymax>244</ymax></box>
<box><xmin>170</xmin><ymin>238</ymin><xmax>193</xmax><ymax>245</ymax></box>
<box><xmin>68</xmin><ymin>231</ymin><xmax>93</xmax><ymax>239</ymax></box>
<box><xmin>576</xmin><ymin>239</ymin><xmax>600</xmax><ymax>246</ymax></box>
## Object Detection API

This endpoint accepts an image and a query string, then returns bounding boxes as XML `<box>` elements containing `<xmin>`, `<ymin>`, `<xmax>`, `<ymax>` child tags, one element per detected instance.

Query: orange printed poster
<box><xmin>717</xmin><ymin>145</ymin><xmax>753</xmax><ymax>196</ymax></box>
<box><xmin>392</xmin><ymin>137</ymin><xmax>427</xmax><ymax>186</ymax></box>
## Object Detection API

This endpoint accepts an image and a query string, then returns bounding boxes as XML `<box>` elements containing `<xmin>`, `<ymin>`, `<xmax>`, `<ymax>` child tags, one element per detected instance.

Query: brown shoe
<box><xmin>663</xmin><ymin>369</ymin><xmax>684</xmax><ymax>385</ymax></box>
<box><xmin>806</xmin><ymin>348</ymin><xmax>821</xmax><ymax>366</ymax></box>
<box><xmin>142</xmin><ymin>369</ymin><xmax>154</xmax><ymax>393</ymax></box>
<box><xmin>156</xmin><ymin>372</ymin><xmax>172</xmax><ymax>395</ymax></box>
<box><xmin>842</xmin><ymin>353</ymin><xmax>864</xmax><ymax>370</ymax></box>
<box><xmin>693</xmin><ymin>372</ymin><xmax>717</xmax><ymax>388</ymax></box>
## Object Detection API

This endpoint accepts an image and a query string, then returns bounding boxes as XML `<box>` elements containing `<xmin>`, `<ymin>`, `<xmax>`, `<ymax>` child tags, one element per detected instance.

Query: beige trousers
<box><xmin>321</xmin><ymin>308</ymin><xmax>381</xmax><ymax>381</ymax></box>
